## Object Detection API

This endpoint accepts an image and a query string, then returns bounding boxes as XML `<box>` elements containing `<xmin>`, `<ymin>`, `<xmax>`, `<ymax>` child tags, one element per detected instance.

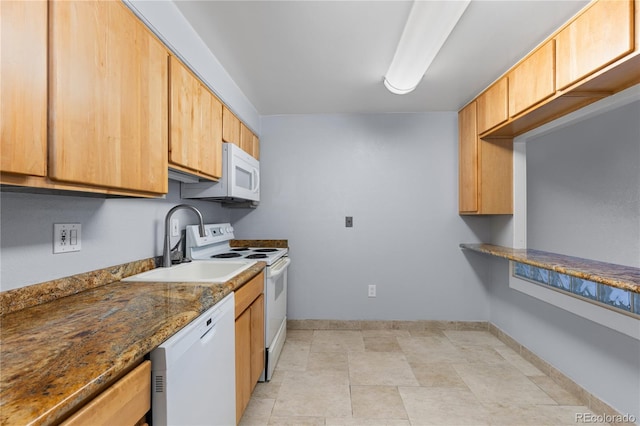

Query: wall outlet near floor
<box><xmin>53</xmin><ymin>223</ymin><xmax>82</xmax><ymax>254</ymax></box>
<box><xmin>368</xmin><ymin>284</ymin><xmax>376</xmax><ymax>298</ymax></box>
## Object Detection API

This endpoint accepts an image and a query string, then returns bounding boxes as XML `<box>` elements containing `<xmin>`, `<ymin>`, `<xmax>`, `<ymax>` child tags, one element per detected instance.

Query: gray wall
<box><xmin>488</xmin><ymin>101</ymin><xmax>640</xmax><ymax>419</ymax></box>
<box><xmin>527</xmin><ymin>101</ymin><xmax>640</xmax><ymax>267</ymax></box>
<box><xmin>232</xmin><ymin>112</ymin><xmax>492</xmax><ymax>321</ymax></box>
<box><xmin>0</xmin><ymin>181</ymin><xmax>230</xmax><ymax>291</ymax></box>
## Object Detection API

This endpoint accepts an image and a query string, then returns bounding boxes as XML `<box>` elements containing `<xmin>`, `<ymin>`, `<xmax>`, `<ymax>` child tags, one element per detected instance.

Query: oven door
<box><xmin>264</xmin><ymin>256</ymin><xmax>290</xmax><ymax>381</ymax></box>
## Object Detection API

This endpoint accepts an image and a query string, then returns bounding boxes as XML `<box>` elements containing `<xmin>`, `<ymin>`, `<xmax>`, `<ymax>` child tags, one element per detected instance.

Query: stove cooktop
<box><xmin>185</xmin><ymin>224</ymin><xmax>288</xmax><ymax>266</ymax></box>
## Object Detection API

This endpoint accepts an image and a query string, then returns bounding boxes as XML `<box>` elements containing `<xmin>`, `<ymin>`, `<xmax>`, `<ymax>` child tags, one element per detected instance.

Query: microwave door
<box><xmin>230</xmin><ymin>154</ymin><xmax>260</xmax><ymax>201</ymax></box>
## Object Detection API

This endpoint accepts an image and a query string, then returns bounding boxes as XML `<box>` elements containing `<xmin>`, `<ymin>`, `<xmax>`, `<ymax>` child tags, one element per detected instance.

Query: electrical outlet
<box><xmin>53</xmin><ymin>223</ymin><xmax>82</xmax><ymax>254</ymax></box>
<box><xmin>171</xmin><ymin>219</ymin><xmax>180</xmax><ymax>237</ymax></box>
<box><xmin>368</xmin><ymin>284</ymin><xmax>376</xmax><ymax>298</ymax></box>
<box><xmin>345</xmin><ymin>216</ymin><xmax>353</xmax><ymax>227</ymax></box>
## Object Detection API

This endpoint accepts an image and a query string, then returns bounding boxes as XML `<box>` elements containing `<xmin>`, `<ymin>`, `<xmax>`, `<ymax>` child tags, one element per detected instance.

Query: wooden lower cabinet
<box><xmin>62</xmin><ymin>361</ymin><xmax>151</xmax><ymax>426</ymax></box>
<box><xmin>235</xmin><ymin>271</ymin><xmax>265</xmax><ymax>424</ymax></box>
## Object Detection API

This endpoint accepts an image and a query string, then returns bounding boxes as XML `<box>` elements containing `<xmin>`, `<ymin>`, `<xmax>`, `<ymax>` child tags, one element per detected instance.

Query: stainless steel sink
<box><xmin>121</xmin><ymin>260</ymin><xmax>256</xmax><ymax>283</ymax></box>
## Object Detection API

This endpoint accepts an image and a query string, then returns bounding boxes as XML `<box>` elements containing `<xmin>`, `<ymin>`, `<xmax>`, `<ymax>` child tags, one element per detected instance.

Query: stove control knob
<box><xmin>227</xmin><ymin>226</ymin><xmax>233</xmax><ymax>233</ymax></box>
<box><xmin>218</xmin><ymin>227</ymin><xmax>225</xmax><ymax>235</ymax></box>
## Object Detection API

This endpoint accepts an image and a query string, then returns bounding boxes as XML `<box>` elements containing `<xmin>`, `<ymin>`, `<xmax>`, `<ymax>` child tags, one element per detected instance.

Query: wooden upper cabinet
<box><xmin>509</xmin><ymin>40</ymin><xmax>556</xmax><ymax>117</ymax></box>
<box><xmin>222</xmin><ymin>106</ymin><xmax>241</xmax><ymax>146</ymax></box>
<box><xmin>199</xmin><ymin>88</ymin><xmax>223</xmax><ymax>179</ymax></box>
<box><xmin>251</xmin><ymin>134</ymin><xmax>260</xmax><ymax>160</ymax></box>
<box><xmin>240</xmin><ymin>123</ymin><xmax>253</xmax><ymax>155</ymax></box>
<box><xmin>0</xmin><ymin>0</ymin><xmax>47</xmax><ymax>177</ymax></box>
<box><xmin>169</xmin><ymin>57</ymin><xmax>223</xmax><ymax>179</ymax></box>
<box><xmin>477</xmin><ymin>77</ymin><xmax>508</xmax><ymax>134</ymax></box>
<box><xmin>458</xmin><ymin>102</ymin><xmax>479</xmax><ymax>214</ymax></box>
<box><xmin>49</xmin><ymin>1</ymin><xmax>168</xmax><ymax>194</ymax></box>
<box><xmin>459</xmin><ymin>101</ymin><xmax>513</xmax><ymax>215</ymax></box>
<box><xmin>556</xmin><ymin>0</ymin><xmax>635</xmax><ymax>90</ymax></box>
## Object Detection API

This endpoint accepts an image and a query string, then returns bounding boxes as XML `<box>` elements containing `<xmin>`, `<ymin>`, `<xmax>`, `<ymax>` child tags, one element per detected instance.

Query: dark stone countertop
<box><xmin>0</xmin><ymin>262</ymin><xmax>266</xmax><ymax>425</ymax></box>
<box><xmin>460</xmin><ymin>243</ymin><xmax>640</xmax><ymax>294</ymax></box>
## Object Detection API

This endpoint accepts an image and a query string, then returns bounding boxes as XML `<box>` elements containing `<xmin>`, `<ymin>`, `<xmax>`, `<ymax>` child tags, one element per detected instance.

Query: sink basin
<box><xmin>121</xmin><ymin>260</ymin><xmax>257</xmax><ymax>283</ymax></box>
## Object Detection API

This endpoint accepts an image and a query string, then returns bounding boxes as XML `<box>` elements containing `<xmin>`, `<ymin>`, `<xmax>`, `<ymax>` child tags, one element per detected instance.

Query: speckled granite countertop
<box><xmin>0</xmin><ymin>261</ymin><xmax>266</xmax><ymax>426</ymax></box>
<box><xmin>460</xmin><ymin>243</ymin><xmax>640</xmax><ymax>294</ymax></box>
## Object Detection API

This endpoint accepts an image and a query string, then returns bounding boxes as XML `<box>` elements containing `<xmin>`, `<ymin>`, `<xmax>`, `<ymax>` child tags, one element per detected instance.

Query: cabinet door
<box><xmin>240</xmin><ymin>123</ymin><xmax>254</xmax><ymax>155</ymax></box>
<box><xmin>62</xmin><ymin>361</ymin><xmax>151</xmax><ymax>426</ymax></box>
<box><xmin>509</xmin><ymin>40</ymin><xmax>556</xmax><ymax>117</ymax></box>
<box><xmin>478</xmin><ymin>138</ymin><xmax>513</xmax><ymax>215</ymax></box>
<box><xmin>250</xmin><ymin>294</ymin><xmax>265</xmax><ymax>387</ymax></box>
<box><xmin>223</xmin><ymin>106</ymin><xmax>241</xmax><ymax>146</ymax></box>
<box><xmin>458</xmin><ymin>102</ymin><xmax>478</xmax><ymax>213</ymax></box>
<box><xmin>0</xmin><ymin>0</ymin><xmax>47</xmax><ymax>176</ymax></box>
<box><xmin>169</xmin><ymin>56</ymin><xmax>202</xmax><ymax>173</ymax></box>
<box><xmin>49</xmin><ymin>1</ymin><xmax>168</xmax><ymax>194</ymax></box>
<box><xmin>199</xmin><ymin>88</ymin><xmax>223</xmax><ymax>179</ymax></box>
<box><xmin>251</xmin><ymin>134</ymin><xmax>260</xmax><ymax>160</ymax></box>
<box><xmin>235</xmin><ymin>309</ymin><xmax>251</xmax><ymax>423</ymax></box>
<box><xmin>556</xmin><ymin>0</ymin><xmax>634</xmax><ymax>90</ymax></box>
<box><xmin>477</xmin><ymin>78</ymin><xmax>508</xmax><ymax>134</ymax></box>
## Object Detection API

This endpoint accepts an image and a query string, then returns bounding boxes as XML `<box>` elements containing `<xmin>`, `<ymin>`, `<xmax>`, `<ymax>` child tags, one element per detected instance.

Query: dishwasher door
<box><xmin>151</xmin><ymin>292</ymin><xmax>235</xmax><ymax>426</ymax></box>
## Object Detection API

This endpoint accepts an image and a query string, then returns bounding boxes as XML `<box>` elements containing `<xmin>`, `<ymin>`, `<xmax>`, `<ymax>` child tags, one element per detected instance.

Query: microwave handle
<box><xmin>252</xmin><ymin>168</ymin><xmax>260</xmax><ymax>193</ymax></box>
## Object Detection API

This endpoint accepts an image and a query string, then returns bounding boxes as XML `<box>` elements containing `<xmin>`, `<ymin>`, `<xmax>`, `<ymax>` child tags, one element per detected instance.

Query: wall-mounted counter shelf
<box><xmin>460</xmin><ymin>243</ymin><xmax>640</xmax><ymax>295</ymax></box>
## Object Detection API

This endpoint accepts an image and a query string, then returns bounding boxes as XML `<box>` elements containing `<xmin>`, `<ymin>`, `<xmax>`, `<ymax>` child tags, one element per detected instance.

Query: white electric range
<box><xmin>185</xmin><ymin>223</ymin><xmax>290</xmax><ymax>382</ymax></box>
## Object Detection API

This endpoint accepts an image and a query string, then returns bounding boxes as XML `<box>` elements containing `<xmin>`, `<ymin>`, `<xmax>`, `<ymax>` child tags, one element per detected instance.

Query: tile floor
<box><xmin>239</xmin><ymin>328</ymin><xmax>601</xmax><ymax>425</ymax></box>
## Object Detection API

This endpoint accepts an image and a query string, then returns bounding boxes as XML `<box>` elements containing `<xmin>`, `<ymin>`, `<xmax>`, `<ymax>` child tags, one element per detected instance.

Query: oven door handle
<box><xmin>268</xmin><ymin>257</ymin><xmax>290</xmax><ymax>279</ymax></box>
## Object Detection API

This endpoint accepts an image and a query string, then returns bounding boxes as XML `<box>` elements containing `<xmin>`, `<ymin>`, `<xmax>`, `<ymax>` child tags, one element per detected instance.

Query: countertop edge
<box><xmin>460</xmin><ymin>243</ymin><xmax>640</xmax><ymax>294</ymax></box>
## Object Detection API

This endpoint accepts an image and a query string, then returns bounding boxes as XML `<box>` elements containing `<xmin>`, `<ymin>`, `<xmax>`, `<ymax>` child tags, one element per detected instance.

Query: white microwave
<box><xmin>181</xmin><ymin>143</ymin><xmax>259</xmax><ymax>204</ymax></box>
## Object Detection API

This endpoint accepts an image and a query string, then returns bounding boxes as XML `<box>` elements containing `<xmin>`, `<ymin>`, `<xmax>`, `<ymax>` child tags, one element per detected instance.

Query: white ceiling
<box><xmin>174</xmin><ymin>0</ymin><xmax>589</xmax><ymax>115</ymax></box>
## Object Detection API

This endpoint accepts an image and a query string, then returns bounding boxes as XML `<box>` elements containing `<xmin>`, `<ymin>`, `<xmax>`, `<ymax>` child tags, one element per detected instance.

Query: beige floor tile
<box><xmin>529</xmin><ymin>375</ymin><xmax>584</xmax><ymax>405</ymax></box>
<box><xmin>398</xmin><ymin>386</ymin><xmax>491</xmax><ymax>425</ymax></box>
<box><xmin>453</xmin><ymin>362</ymin><xmax>557</xmax><ymax>405</ymax></box>
<box><xmin>398</xmin><ymin>336</ymin><xmax>467</xmax><ymax>363</ymax></box>
<box><xmin>485</xmin><ymin>403</ymin><xmax>597</xmax><ymax>425</ymax></box>
<box><xmin>443</xmin><ymin>330</ymin><xmax>506</xmax><ymax>347</ymax></box>
<box><xmin>275</xmin><ymin>341</ymin><xmax>310</xmax><ymax>372</ymax></box>
<box><xmin>239</xmin><ymin>398</ymin><xmax>275</xmax><ymax>426</ymax></box>
<box><xmin>307</xmin><ymin>351</ymin><xmax>349</xmax><ymax>372</ymax></box>
<box><xmin>493</xmin><ymin>346</ymin><xmax>544</xmax><ymax>376</ymax></box>
<box><xmin>407</xmin><ymin>361</ymin><xmax>468</xmax><ymax>388</ymax></box>
<box><xmin>311</xmin><ymin>330</ymin><xmax>365</xmax><ymax>353</ymax></box>
<box><xmin>350</xmin><ymin>385</ymin><xmax>408</xmax><ymax>419</ymax></box>
<box><xmin>252</xmin><ymin>380</ymin><xmax>282</xmax><ymax>399</ymax></box>
<box><xmin>286</xmin><ymin>329</ymin><xmax>315</xmax><ymax>343</ymax></box>
<box><xmin>458</xmin><ymin>345</ymin><xmax>507</xmax><ymax>364</ymax></box>
<box><xmin>326</xmin><ymin>418</ymin><xmax>411</xmax><ymax>425</ymax></box>
<box><xmin>349</xmin><ymin>352</ymin><xmax>419</xmax><ymax>386</ymax></box>
<box><xmin>268</xmin><ymin>416</ymin><xmax>326</xmax><ymax>425</ymax></box>
<box><xmin>272</xmin><ymin>369</ymin><xmax>351</xmax><ymax>417</ymax></box>
<box><xmin>364</xmin><ymin>336</ymin><xmax>402</xmax><ymax>352</ymax></box>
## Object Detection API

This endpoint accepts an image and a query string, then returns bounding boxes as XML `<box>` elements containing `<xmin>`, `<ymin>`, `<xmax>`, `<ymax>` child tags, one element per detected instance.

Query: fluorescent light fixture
<box><xmin>384</xmin><ymin>0</ymin><xmax>471</xmax><ymax>95</ymax></box>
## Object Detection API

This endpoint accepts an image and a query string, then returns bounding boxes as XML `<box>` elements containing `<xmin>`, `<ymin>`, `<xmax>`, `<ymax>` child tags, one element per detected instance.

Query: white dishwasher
<box><xmin>151</xmin><ymin>292</ymin><xmax>235</xmax><ymax>426</ymax></box>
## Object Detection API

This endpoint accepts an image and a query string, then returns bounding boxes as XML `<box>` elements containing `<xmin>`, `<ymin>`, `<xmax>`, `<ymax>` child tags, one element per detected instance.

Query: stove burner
<box><xmin>231</xmin><ymin>248</ymin><xmax>250</xmax><ymax>252</ymax></box>
<box><xmin>211</xmin><ymin>253</ymin><xmax>242</xmax><ymax>259</ymax></box>
<box><xmin>246</xmin><ymin>253</ymin><xmax>268</xmax><ymax>259</ymax></box>
<box><xmin>253</xmin><ymin>248</ymin><xmax>278</xmax><ymax>253</ymax></box>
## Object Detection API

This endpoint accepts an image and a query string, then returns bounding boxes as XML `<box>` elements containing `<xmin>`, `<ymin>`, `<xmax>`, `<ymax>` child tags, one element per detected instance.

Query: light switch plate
<box><xmin>54</xmin><ymin>223</ymin><xmax>82</xmax><ymax>253</ymax></box>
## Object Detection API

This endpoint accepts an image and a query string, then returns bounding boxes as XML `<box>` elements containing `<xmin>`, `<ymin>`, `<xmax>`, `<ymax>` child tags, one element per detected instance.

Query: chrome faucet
<box><xmin>163</xmin><ymin>204</ymin><xmax>206</xmax><ymax>267</ymax></box>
